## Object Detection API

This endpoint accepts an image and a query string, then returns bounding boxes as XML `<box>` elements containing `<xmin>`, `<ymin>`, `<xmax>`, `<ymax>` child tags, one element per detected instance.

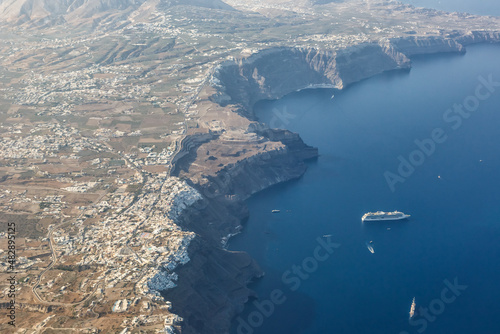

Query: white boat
<box><xmin>409</xmin><ymin>297</ymin><xmax>416</xmax><ymax>319</ymax></box>
<box><xmin>271</xmin><ymin>209</ymin><xmax>280</xmax><ymax>213</ymax></box>
<box><xmin>362</xmin><ymin>211</ymin><xmax>410</xmax><ymax>222</ymax></box>
<box><xmin>365</xmin><ymin>242</ymin><xmax>375</xmax><ymax>254</ymax></box>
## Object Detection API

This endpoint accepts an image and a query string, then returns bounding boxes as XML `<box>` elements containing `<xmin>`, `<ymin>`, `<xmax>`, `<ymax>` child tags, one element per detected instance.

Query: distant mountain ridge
<box><xmin>0</xmin><ymin>0</ymin><xmax>140</xmax><ymax>23</ymax></box>
<box><xmin>0</xmin><ymin>0</ymin><xmax>234</xmax><ymax>26</ymax></box>
<box><xmin>163</xmin><ymin>0</ymin><xmax>234</xmax><ymax>10</ymax></box>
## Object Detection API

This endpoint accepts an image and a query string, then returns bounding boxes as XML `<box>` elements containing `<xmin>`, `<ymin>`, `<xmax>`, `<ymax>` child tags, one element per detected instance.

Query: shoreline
<box><xmin>162</xmin><ymin>34</ymin><xmax>500</xmax><ymax>334</ymax></box>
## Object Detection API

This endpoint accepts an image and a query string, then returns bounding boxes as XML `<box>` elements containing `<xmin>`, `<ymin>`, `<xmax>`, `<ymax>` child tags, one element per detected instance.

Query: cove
<box><xmin>229</xmin><ymin>43</ymin><xmax>500</xmax><ymax>334</ymax></box>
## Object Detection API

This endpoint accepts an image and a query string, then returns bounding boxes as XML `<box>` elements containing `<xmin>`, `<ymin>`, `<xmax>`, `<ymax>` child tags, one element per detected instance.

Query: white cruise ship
<box><xmin>361</xmin><ymin>211</ymin><xmax>410</xmax><ymax>222</ymax></box>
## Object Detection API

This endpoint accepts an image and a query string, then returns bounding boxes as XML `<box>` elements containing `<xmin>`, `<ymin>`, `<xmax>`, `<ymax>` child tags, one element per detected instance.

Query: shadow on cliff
<box><xmin>230</xmin><ymin>285</ymin><xmax>318</xmax><ymax>334</ymax></box>
<box><xmin>161</xmin><ymin>237</ymin><xmax>263</xmax><ymax>334</ymax></box>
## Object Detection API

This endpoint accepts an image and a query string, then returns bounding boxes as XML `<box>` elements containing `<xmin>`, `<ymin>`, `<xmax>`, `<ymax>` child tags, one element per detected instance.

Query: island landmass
<box><xmin>0</xmin><ymin>1</ymin><xmax>499</xmax><ymax>333</ymax></box>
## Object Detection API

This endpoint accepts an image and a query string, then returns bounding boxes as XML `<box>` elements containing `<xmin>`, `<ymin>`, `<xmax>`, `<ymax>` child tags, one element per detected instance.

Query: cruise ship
<box><xmin>361</xmin><ymin>211</ymin><xmax>410</xmax><ymax>222</ymax></box>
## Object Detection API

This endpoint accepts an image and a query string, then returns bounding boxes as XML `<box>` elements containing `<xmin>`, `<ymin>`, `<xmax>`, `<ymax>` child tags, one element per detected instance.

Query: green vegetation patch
<box><xmin>0</xmin><ymin>214</ymin><xmax>46</xmax><ymax>239</ymax></box>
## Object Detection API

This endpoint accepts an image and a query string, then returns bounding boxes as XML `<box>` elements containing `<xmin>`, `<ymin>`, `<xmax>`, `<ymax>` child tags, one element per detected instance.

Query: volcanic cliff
<box><xmin>164</xmin><ymin>32</ymin><xmax>500</xmax><ymax>334</ymax></box>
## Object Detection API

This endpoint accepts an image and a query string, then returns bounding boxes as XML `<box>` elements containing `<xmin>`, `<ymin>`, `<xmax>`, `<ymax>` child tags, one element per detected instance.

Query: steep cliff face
<box><xmin>390</xmin><ymin>36</ymin><xmax>465</xmax><ymax>56</ymax></box>
<box><xmin>454</xmin><ymin>30</ymin><xmax>500</xmax><ymax>45</ymax></box>
<box><xmin>390</xmin><ymin>31</ymin><xmax>500</xmax><ymax>57</ymax></box>
<box><xmin>199</xmin><ymin>142</ymin><xmax>314</xmax><ymax>203</ymax></box>
<box><xmin>211</xmin><ymin>33</ymin><xmax>500</xmax><ymax>116</ymax></box>
<box><xmin>162</xmin><ymin>237</ymin><xmax>262</xmax><ymax>334</ymax></box>
<box><xmin>212</xmin><ymin>43</ymin><xmax>411</xmax><ymax>113</ymax></box>
<box><xmin>170</xmin><ymin>132</ymin><xmax>216</xmax><ymax>176</ymax></box>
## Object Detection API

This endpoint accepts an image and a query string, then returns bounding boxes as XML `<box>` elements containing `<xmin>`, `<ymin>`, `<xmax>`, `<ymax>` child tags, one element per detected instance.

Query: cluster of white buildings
<box><xmin>14</xmin><ymin>64</ymin><xmax>150</xmax><ymax>110</ymax></box>
<box><xmin>0</xmin><ymin>122</ymin><xmax>90</xmax><ymax>161</ymax></box>
<box><xmin>50</xmin><ymin>175</ymin><xmax>203</xmax><ymax>297</ymax></box>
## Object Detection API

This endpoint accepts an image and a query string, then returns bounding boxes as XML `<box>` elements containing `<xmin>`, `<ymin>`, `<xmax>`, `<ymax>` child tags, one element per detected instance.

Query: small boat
<box><xmin>409</xmin><ymin>297</ymin><xmax>416</xmax><ymax>319</ymax></box>
<box><xmin>271</xmin><ymin>210</ymin><xmax>280</xmax><ymax>213</ymax></box>
<box><xmin>331</xmin><ymin>94</ymin><xmax>335</xmax><ymax>99</ymax></box>
<box><xmin>365</xmin><ymin>242</ymin><xmax>375</xmax><ymax>254</ymax></box>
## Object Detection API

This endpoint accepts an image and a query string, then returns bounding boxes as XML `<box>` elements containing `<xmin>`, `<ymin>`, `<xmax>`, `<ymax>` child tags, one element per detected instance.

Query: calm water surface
<box><xmin>402</xmin><ymin>0</ymin><xmax>500</xmax><ymax>16</ymax></box>
<box><xmin>229</xmin><ymin>44</ymin><xmax>500</xmax><ymax>334</ymax></box>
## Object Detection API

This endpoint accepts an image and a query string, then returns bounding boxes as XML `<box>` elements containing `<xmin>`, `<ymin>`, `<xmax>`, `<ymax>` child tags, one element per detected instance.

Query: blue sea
<box><xmin>402</xmin><ymin>0</ymin><xmax>500</xmax><ymax>16</ymax></box>
<box><xmin>229</xmin><ymin>40</ymin><xmax>500</xmax><ymax>334</ymax></box>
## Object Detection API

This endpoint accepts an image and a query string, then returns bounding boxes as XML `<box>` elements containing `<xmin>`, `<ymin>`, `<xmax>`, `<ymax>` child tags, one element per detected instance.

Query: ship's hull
<box><xmin>362</xmin><ymin>215</ymin><xmax>410</xmax><ymax>222</ymax></box>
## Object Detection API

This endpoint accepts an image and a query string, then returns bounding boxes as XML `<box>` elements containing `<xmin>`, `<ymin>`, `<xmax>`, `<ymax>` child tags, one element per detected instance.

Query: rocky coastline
<box><xmin>162</xmin><ymin>32</ymin><xmax>500</xmax><ymax>334</ymax></box>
